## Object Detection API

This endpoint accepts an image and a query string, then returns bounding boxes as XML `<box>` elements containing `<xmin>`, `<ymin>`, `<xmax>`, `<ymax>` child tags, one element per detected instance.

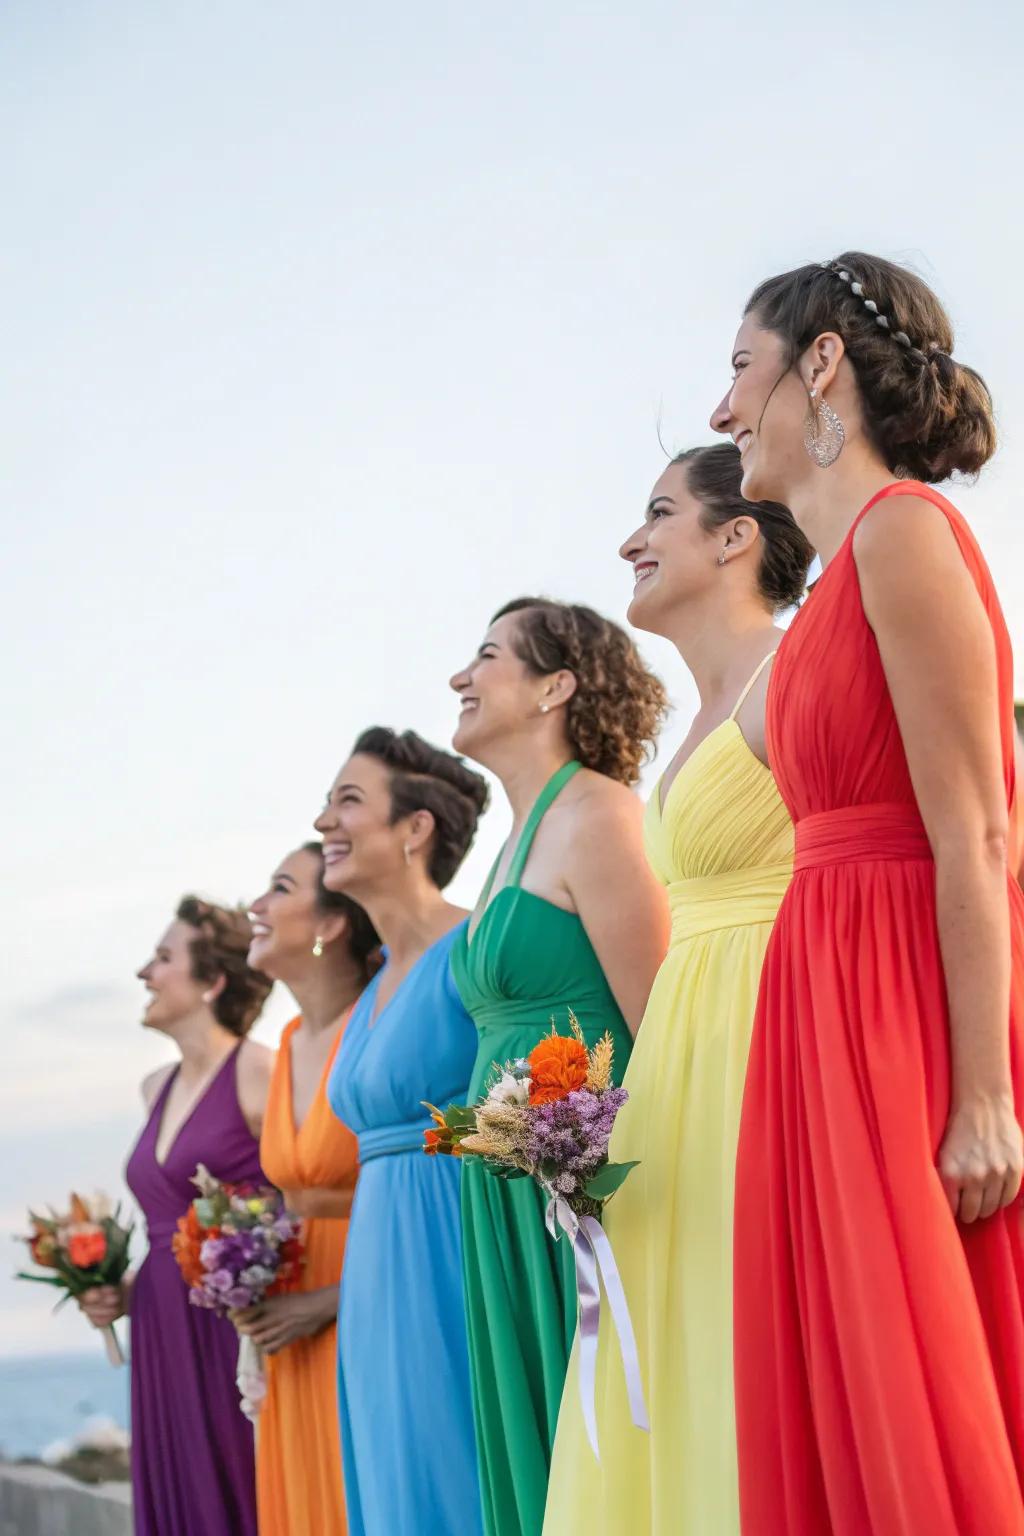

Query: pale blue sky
<box><xmin>3</xmin><ymin>0</ymin><xmax>1022</xmax><ymax>1356</ymax></box>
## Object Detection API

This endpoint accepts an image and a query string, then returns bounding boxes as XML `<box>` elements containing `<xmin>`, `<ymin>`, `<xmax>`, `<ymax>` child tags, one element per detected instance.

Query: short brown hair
<box><xmin>746</xmin><ymin>252</ymin><xmax>996</xmax><ymax>482</ymax></box>
<box><xmin>176</xmin><ymin>896</ymin><xmax>273</xmax><ymax>1038</ymax></box>
<box><xmin>675</xmin><ymin>444</ymin><xmax>812</xmax><ymax>611</ymax></box>
<box><xmin>493</xmin><ymin>599</ymin><xmax>667</xmax><ymax>786</ymax></box>
<box><xmin>300</xmin><ymin>842</ymin><xmax>382</xmax><ymax>984</ymax></box>
<box><xmin>351</xmin><ymin>728</ymin><xmax>490</xmax><ymax>889</ymax></box>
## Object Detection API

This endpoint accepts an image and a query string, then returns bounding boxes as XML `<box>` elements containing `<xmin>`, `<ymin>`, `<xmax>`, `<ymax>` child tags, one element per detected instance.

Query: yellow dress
<box><xmin>543</xmin><ymin>686</ymin><xmax>793</xmax><ymax>1535</ymax></box>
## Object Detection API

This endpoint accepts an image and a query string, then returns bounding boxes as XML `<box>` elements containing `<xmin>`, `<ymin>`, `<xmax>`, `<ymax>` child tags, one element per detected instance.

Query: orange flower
<box><xmin>66</xmin><ymin>1226</ymin><xmax>107</xmax><ymax>1269</ymax></box>
<box><xmin>172</xmin><ymin>1205</ymin><xmax>214</xmax><ymax>1288</ymax></box>
<box><xmin>527</xmin><ymin>1033</ymin><xmax>589</xmax><ymax>1105</ymax></box>
<box><xmin>27</xmin><ymin>1219</ymin><xmax>59</xmax><ymax>1268</ymax></box>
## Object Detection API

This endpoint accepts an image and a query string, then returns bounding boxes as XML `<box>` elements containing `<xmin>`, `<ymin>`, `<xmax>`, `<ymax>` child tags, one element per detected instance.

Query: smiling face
<box><xmin>449</xmin><ymin>611</ymin><xmax>553</xmax><ymax>764</ymax></box>
<box><xmin>247</xmin><ymin>847</ymin><xmax>323</xmax><ymax>980</ymax></box>
<box><xmin>619</xmin><ymin>461</ymin><xmax>725</xmax><ymax>634</ymax></box>
<box><xmin>710</xmin><ymin>314</ymin><xmax>811</xmax><ymax>504</ymax></box>
<box><xmin>313</xmin><ymin>753</ymin><xmax>410</xmax><ymax>897</ymax></box>
<box><xmin>136</xmin><ymin>920</ymin><xmax>208</xmax><ymax>1033</ymax></box>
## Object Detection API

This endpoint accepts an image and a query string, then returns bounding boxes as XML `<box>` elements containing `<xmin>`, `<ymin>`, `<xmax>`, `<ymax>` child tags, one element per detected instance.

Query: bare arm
<box><xmin>236</xmin><ymin>1041</ymin><xmax>275</xmax><ymax>1140</ymax></box>
<box><xmin>564</xmin><ymin>787</ymin><xmax>670</xmax><ymax>1035</ymax></box>
<box><xmin>856</xmin><ymin>498</ymin><xmax>1022</xmax><ymax>1223</ymax></box>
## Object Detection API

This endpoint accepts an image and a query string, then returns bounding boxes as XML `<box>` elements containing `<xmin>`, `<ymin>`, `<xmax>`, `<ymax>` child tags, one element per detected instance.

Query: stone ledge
<box><xmin>0</xmin><ymin>1463</ymin><xmax>131</xmax><ymax>1536</ymax></box>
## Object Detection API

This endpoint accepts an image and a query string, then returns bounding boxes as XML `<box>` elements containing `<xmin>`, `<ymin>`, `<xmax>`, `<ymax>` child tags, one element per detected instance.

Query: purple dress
<box><xmin>125</xmin><ymin>1046</ymin><xmax>263</xmax><ymax>1536</ymax></box>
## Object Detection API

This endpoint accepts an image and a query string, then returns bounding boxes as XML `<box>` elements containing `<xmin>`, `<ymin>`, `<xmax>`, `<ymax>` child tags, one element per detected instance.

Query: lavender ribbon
<box><xmin>545</xmin><ymin>1194</ymin><xmax>649</xmax><ymax>1459</ymax></box>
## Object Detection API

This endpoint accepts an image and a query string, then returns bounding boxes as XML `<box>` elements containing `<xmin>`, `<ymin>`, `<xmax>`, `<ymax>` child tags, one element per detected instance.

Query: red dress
<box><xmin>734</xmin><ymin>481</ymin><xmax>1024</xmax><ymax>1534</ymax></box>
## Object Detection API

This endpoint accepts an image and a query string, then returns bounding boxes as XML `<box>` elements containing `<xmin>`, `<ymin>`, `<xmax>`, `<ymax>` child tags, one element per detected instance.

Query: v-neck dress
<box><xmin>450</xmin><ymin>761</ymin><xmax>634</xmax><ymax>1536</ymax></box>
<box><xmin>125</xmin><ymin>1045</ymin><xmax>264</xmax><ymax>1536</ymax></box>
<box><xmin>326</xmin><ymin>925</ymin><xmax>482</xmax><ymax>1536</ymax></box>
<box><xmin>257</xmin><ymin>1013</ymin><xmax>359</xmax><ymax>1536</ymax></box>
<box><xmin>543</xmin><ymin>705</ymin><xmax>793</xmax><ymax>1535</ymax></box>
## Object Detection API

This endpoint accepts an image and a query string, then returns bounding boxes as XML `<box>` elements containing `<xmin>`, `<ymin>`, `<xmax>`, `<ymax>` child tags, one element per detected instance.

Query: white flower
<box><xmin>487</xmin><ymin>1071</ymin><xmax>531</xmax><ymax>1107</ymax></box>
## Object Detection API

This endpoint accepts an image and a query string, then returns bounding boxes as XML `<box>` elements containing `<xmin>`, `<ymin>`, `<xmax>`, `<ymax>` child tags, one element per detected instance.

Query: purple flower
<box><xmin>205</xmin><ymin>1268</ymin><xmax>235</xmax><ymax>1294</ymax></box>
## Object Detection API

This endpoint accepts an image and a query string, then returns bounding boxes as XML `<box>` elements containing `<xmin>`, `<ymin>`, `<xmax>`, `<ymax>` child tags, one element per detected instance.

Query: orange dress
<box><xmin>257</xmin><ymin>1015</ymin><xmax>359</xmax><ymax>1536</ymax></box>
<box><xmin>734</xmin><ymin>482</ymin><xmax>1024</xmax><ymax>1534</ymax></box>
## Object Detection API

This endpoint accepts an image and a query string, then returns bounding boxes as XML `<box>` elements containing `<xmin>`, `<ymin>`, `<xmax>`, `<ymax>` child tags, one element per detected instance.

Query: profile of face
<box><xmin>248</xmin><ymin>847</ymin><xmax>326</xmax><ymax>980</ymax></box>
<box><xmin>710</xmin><ymin>315</ymin><xmax>812</xmax><ymax>504</ymax></box>
<box><xmin>137</xmin><ymin>920</ymin><xmax>208</xmax><ymax>1034</ymax></box>
<box><xmin>619</xmin><ymin>462</ymin><xmax>729</xmax><ymax>635</ymax></box>
<box><xmin>449</xmin><ymin>611</ymin><xmax>561</xmax><ymax>764</ymax></box>
<box><xmin>314</xmin><ymin>754</ymin><xmax>428</xmax><ymax>897</ymax></box>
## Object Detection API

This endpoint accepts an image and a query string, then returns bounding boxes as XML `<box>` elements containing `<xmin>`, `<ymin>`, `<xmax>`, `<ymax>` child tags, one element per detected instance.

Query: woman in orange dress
<box><xmin>237</xmin><ymin>841</ymin><xmax>380</xmax><ymax>1536</ymax></box>
<box><xmin>712</xmin><ymin>252</ymin><xmax>1024</xmax><ymax>1533</ymax></box>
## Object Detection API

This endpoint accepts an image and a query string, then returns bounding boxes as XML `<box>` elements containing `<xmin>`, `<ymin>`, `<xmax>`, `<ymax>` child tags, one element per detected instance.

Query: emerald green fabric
<box><xmin>450</xmin><ymin>761</ymin><xmax>633</xmax><ymax>1536</ymax></box>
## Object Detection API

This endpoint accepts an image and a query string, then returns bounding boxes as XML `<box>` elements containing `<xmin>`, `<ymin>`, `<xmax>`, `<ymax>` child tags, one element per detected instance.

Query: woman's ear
<box><xmin>799</xmin><ymin>330</ymin><xmax>845</xmax><ymax>395</ymax></box>
<box><xmin>201</xmin><ymin>973</ymin><xmax>228</xmax><ymax>1008</ymax></box>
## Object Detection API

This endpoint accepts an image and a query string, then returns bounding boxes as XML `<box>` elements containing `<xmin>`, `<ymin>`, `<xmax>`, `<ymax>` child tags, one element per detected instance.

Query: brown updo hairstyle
<box><xmin>176</xmin><ymin>895</ymin><xmax>273</xmax><ymax>1038</ymax></box>
<box><xmin>352</xmin><ymin>727</ymin><xmax>490</xmax><ymax>890</ymax></box>
<box><xmin>746</xmin><ymin>251</ymin><xmax>997</xmax><ymax>482</ymax></box>
<box><xmin>301</xmin><ymin>841</ymin><xmax>382</xmax><ymax>985</ymax></box>
<box><xmin>676</xmin><ymin>444</ymin><xmax>812</xmax><ymax>611</ymax></box>
<box><xmin>493</xmin><ymin>599</ymin><xmax>667</xmax><ymax>787</ymax></box>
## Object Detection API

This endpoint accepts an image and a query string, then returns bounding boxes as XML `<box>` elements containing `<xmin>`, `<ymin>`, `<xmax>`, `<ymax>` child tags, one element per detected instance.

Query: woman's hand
<box><xmin>232</xmin><ymin>1289</ymin><xmax>335</xmax><ymax>1354</ymax></box>
<box><xmin>78</xmin><ymin>1285</ymin><xmax>126</xmax><ymax>1328</ymax></box>
<box><xmin>938</xmin><ymin>1092</ymin><xmax>1024</xmax><ymax>1223</ymax></box>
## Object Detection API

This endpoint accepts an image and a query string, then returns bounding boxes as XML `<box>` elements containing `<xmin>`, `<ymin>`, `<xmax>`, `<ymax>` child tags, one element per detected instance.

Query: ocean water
<box><xmin>0</xmin><ymin>1352</ymin><xmax>129</xmax><ymax>1459</ymax></box>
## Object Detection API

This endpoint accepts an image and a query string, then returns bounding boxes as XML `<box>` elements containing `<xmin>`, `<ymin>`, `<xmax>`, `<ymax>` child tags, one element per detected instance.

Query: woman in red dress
<box><xmin>711</xmin><ymin>251</ymin><xmax>1024</xmax><ymax>1534</ymax></box>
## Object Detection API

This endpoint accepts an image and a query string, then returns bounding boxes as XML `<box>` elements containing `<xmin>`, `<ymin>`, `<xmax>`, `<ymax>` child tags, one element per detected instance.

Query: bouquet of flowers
<box><xmin>172</xmin><ymin>1165</ymin><xmax>303</xmax><ymax>1421</ymax></box>
<box><xmin>424</xmin><ymin>1014</ymin><xmax>646</xmax><ymax>1457</ymax></box>
<box><xmin>16</xmin><ymin>1193</ymin><xmax>133</xmax><ymax>1366</ymax></box>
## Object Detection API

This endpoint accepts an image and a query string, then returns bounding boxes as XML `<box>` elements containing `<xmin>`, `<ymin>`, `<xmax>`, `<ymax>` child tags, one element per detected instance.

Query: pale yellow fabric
<box><xmin>543</xmin><ymin>721</ymin><xmax>793</xmax><ymax>1536</ymax></box>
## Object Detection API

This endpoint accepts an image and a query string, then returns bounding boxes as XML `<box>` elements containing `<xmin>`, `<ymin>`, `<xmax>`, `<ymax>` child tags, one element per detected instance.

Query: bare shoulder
<box><xmin>141</xmin><ymin>1064</ymin><xmax>175</xmax><ymax>1110</ymax></box>
<box><xmin>566</xmin><ymin>768</ymin><xmax>645</xmax><ymax>825</ymax></box>
<box><xmin>854</xmin><ymin>492</ymin><xmax>961</xmax><ymax>569</ymax></box>
<box><xmin>236</xmin><ymin>1038</ymin><xmax>275</xmax><ymax>1087</ymax></box>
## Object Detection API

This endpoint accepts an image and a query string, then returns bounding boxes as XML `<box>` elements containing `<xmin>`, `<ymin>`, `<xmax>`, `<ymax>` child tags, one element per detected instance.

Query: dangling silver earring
<box><xmin>403</xmin><ymin>843</ymin><xmax>412</xmax><ymax>866</ymax></box>
<box><xmin>716</xmin><ymin>552</ymin><xmax>727</xmax><ymax>567</ymax></box>
<box><xmin>312</xmin><ymin>936</ymin><xmax>324</xmax><ymax>958</ymax></box>
<box><xmin>804</xmin><ymin>387</ymin><xmax>845</xmax><ymax>468</ymax></box>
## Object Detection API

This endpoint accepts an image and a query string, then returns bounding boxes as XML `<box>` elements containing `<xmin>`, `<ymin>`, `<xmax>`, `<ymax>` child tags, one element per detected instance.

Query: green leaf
<box><xmin>14</xmin><ymin>1272</ymin><xmax>67</xmax><ymax>1288</ymax></box>
<box><xmin>443</xmin><ymin>1104</ymin><xmax>479</xmax><ymax>1131</ymax></box>
<box><xmin>583</xmin><ymin>1161</ymin><xmax>640</xmax><ymax>1200</ymax></box>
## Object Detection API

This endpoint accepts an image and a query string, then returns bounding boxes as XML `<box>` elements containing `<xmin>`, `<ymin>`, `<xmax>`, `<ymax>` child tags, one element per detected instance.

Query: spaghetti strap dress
<box><xmin>326</xmin><ymin>926</ymin><xmax>482</xmax><ymax>1536</ymax></box>
<box><xmin>450</xmin><ymin>760</ymin><xmax>634</xmax><ymax>1536</ymax></box>
<box><xmin>257</xmin><ymin>1013</ymin><xmax>359</xmax><ymax>1535</ymax></box>
<box><xmin>125</xmin><ymin>1045</ymin><xmax>263</xmax><ymax>1536</ymax></box>
<box><xmin>544</xmin><ymin>655</ymin><xmax>792</xmax><ymax>1535</ymax></box>
<box><xmin>734</xmin><ymin>482</ymin><xmax>1024</xmax><ymax>1534</ymax></box>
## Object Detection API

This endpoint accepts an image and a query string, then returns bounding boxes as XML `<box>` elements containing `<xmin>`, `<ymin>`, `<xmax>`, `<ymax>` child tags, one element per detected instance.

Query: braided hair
<box><xmin>746</xmin><ymin>251</ymin><xmax>996</xmax><ymax>482</ymax></box>
<box><xmin>492</xmin><ymin>598</ymin><xmax>667</xmax><ymax>786</ymax></box>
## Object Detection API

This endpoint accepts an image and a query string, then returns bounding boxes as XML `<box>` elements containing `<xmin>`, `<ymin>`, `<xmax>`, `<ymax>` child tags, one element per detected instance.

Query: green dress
<box><xmin>450</xmin><ymin>760</ymin><xmax>633</xmax><ymax>1536</ymax></box>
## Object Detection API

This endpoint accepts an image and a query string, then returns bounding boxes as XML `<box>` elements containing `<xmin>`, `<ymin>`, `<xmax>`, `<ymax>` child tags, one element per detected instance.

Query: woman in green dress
<box><xmin>448</xmin><ymin>597</ymin><xmax>670</xmax><ymax>1536</ymax></box>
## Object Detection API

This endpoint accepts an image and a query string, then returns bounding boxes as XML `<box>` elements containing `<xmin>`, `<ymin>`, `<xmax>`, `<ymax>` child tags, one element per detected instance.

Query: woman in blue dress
<box><xmin>317</xmin><ymin>726</ymin><xmax>489</xmax><ymax>1536</ymax></box>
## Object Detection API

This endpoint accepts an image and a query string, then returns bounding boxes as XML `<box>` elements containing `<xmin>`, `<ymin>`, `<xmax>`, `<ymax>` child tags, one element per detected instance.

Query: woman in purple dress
<box><xmin>80</xmin><ymin>896</ymin><xmax>274</xmax><ymax>1536</ymax></box>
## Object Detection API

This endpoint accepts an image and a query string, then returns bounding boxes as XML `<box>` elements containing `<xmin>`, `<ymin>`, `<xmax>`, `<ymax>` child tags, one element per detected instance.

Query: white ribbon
<box><xmin>546</xmin><ymin>1192</ymin><xmax>649</xmax><ymax>1459</ymax></box>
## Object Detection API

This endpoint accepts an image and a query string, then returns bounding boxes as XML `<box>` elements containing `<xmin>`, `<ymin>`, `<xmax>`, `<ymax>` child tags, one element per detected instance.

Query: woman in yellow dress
<box><xmin>543</xmin><ymin>443</ymin><xmax>812</xmax><ymax>1534</ymax></box>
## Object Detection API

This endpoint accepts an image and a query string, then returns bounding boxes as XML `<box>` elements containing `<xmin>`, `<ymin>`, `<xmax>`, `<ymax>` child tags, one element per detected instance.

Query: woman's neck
<box><xmin>661</xmin><ymin>596</ymin><xmax>779</xmax><ymax>710</ymax></box>
<box><xmin>356</xmin><ymin>877</ymin><xmax>457</xmax><ymax>969</ymax></box>
<box><xmin>170</xmin><ymin>1012</ymin><xmax>239</xmax><ymax>1082</ymax></box>
<box><xmin>287</xmin><ymin>961</ymin><xmax>364</xmax><ymax>1034</ymax></box>
<box><xmin>490</xmin><ymin>744</ymin><xmax>575</xmax><ymax>825</ymax></box>
<box><xmin>784</xmin><ymin>447</ymin><xmax>896</xmax><ymax>568</ymax></box>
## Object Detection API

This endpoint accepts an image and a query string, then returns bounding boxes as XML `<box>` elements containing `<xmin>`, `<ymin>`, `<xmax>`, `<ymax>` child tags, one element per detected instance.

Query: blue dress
<box><xmin>326</xmin><ymin>924</ymin><xmax>483</xmax><ymax>1536</ymax></box>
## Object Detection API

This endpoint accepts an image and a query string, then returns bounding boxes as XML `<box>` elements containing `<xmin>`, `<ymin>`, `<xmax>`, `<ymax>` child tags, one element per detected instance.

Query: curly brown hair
<box><xmin>493</xmin><ymin>598</ymin><xmax>667</xmax><ymax>786</ymax></box>
<box><xmin>746</xmin><ymin>252</ymin><xmax>996</xmax><ymax>482</ymax></box>
<box><xmin>176</xmin><ymin>895</ymin><xmax>273</xmax><ymax>1038</ymax></box>
<box><xmin>352</xmin><ymin>727</ymin><xmax>490</xmax><ymax>889</ymax></box>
